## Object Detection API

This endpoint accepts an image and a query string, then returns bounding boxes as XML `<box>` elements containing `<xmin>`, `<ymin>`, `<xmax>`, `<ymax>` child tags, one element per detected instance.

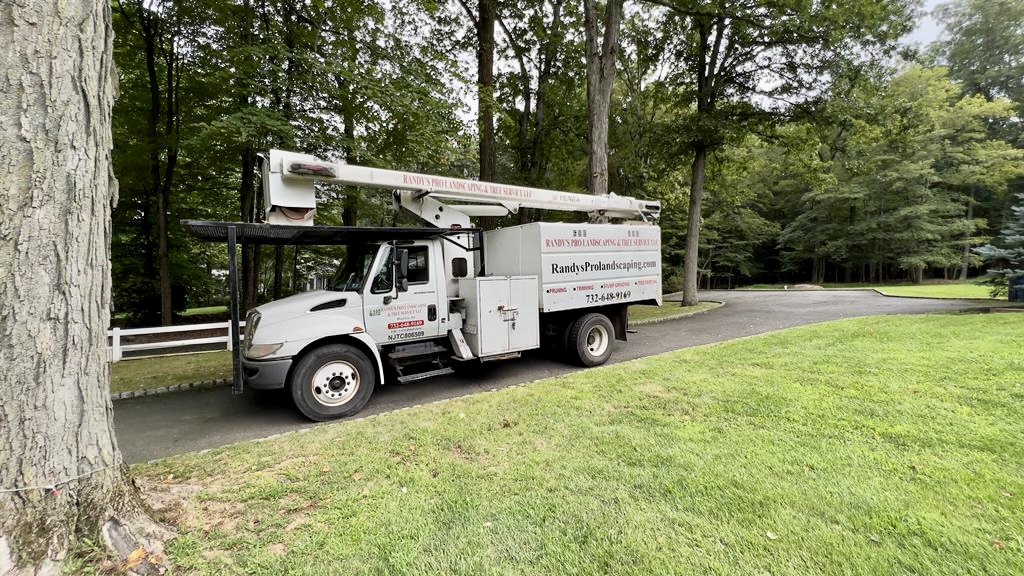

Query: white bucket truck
<box><xmin>185</xmin><ymin>150</ymin><xmax>662</xmax><ymax>420</ymax></box>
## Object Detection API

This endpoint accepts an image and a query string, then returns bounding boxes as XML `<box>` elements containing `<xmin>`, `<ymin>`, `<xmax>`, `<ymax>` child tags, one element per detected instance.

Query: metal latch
<box><xmin>497</xmin><ymin>305</ymin><xmax>519</xmax><ymax>325</ymax></box>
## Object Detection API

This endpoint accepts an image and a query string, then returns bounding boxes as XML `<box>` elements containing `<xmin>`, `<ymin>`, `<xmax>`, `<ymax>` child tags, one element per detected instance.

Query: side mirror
<box><xmin>396</xmin><ymin>249</ymin><xmax>409</xmax><ymax>292</ymax></box>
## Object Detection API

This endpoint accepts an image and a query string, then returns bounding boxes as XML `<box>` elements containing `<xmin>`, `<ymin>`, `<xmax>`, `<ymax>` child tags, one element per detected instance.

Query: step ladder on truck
<box><xmin>183</xmin><ymin>149</ymin><xmax>663</xmax><ymax>421</ymax></box>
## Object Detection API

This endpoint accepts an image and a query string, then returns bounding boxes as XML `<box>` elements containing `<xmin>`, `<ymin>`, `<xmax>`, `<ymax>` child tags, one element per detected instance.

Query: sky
<box><xmin>905</xmin><ymin>0</ymin><xmax>946</xmax><ymax>46</ymax></box>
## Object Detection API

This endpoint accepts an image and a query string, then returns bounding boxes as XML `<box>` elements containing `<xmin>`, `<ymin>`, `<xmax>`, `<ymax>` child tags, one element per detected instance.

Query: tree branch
<box><xmin>456</xmin><ymin>0</ymin><xmax>480</xmax><ymax>32</ymax></box>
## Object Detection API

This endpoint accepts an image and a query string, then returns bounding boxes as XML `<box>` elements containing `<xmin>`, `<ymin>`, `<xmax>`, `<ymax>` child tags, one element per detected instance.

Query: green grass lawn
<box><xmin>741</xmin><ymin>281</ymin><xmax>1004</xmax><ymax>300</ymax></box>
<box><xmin>873</xmin><ymin>283</ymin><xmax>999</xmax><ymax>299</ymax></box>
<box><xmin>180</xmin><ymin>305</ymin><xmax>229</xmax><ymax>317</ymax></box>
<box><xmin>110</xmin><ymin>351</ymin><xmax>231</xmax><ymax>393</ymax></box>
<box><xmin>135</xmin><ymin>314</ymin><xmax>1024</xmax><ymax>575</ymax></box>
<box><xmin>629</xmin><ymin>300</ymin><xmax>721</xmax><ymax>322</ymax></box>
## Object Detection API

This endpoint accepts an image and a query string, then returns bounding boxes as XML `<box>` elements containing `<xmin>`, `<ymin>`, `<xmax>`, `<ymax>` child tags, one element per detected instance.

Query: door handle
<box><xmin>428</xmin><ymin>304</ymin><xmax>437</xmax><ymax>321</ymax></box>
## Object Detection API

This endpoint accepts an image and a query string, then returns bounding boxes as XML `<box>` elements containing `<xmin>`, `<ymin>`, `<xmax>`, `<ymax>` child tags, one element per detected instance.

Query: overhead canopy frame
<box><xmin>181</xmin><ymin>219</ymin><xmax>477</xmax><ymax>246</ymax></box>
<box><xmin>181</xmin><ymin>219</ymin><xmax>481</xmax><ymax>394</ymax></box>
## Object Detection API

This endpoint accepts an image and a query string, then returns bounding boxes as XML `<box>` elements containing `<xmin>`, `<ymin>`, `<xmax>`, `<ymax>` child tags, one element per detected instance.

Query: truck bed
<box><xmin>483</xmin><ymin>222</ymin><xmax>662</xmax><ymax>313</ymax></box>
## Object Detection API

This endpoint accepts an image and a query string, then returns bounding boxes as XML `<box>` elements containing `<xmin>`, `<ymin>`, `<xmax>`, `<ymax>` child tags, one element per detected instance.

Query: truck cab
<box><xmin>241</xmin><ymin>236</ymin><xmax>478</xmax><ymax>420</ymax></box>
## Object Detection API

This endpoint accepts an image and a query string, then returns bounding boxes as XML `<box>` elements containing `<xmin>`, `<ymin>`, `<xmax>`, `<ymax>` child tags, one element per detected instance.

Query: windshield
<box><xmin>329</xmin><ymin>244</ymin><xmax>379</xmax><ymax>292</ymax></box>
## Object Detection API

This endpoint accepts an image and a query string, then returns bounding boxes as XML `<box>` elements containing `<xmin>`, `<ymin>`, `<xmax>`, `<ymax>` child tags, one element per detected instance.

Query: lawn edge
<box><xmin>727</xmin><ymin>287</ymin><xmax>1004</xmax><ymax>301</ymax></box>
<box><xmin>730</xmin><ymin>287</ymin><xmax>875</xmax><ymax>292</ymax></box>
<box><xmin>631</xmin><ymin>300</ymin><xmax>724</xmax><ymax>325</ymax></box>
<box><xmin>868</xmin><ymin>288</ymin><xmax>1003</xmax><ymax>301</ymax></box>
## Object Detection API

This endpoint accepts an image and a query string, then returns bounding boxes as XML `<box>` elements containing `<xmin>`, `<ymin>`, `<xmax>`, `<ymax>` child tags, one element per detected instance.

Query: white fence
<box><xmin>108</xmin><ymin>320</ymin><xmax>246</xmax><ymax>362</ymax></box>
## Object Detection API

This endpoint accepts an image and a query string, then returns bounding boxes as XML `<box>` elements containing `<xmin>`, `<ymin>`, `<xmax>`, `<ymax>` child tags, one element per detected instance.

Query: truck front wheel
<box><xmin>290</xmin><ymin>344</ymin><xmax>376</xmax><ymax>421</ymax></box>
<box><xmin>567</xmin><ymin>313</ymin><xmax>614</xmax><ymax>367</ymax></box>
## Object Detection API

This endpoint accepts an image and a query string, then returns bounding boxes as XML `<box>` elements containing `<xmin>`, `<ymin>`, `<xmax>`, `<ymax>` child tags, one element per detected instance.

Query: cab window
<box><xmin>407</xmin><ymin>246</ymin><xmax>429</xmax><ymax>284</ymax></box>
<box><xmin>370</xmin><ymin>245</ymin><xmax>393</xmax><ymax>293</ymax></box>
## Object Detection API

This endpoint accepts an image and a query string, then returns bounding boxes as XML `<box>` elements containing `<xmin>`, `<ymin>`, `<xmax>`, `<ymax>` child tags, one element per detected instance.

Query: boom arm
<box><xmin>261</xmin><ymin>149</ymin><xmax>660</xmax><ymax>227</ymax></box>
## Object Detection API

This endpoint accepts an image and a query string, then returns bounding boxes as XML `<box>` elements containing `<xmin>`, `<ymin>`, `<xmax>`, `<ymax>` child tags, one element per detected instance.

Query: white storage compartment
<box><xmin>484</xmin><ymin>222</ymin><xmax>662</xmax><ymax>312</ymax></box>
<box><xmin>458</xmin><ymin>276</ymin><xmax>539</xmax><ymax>358</ymax></box>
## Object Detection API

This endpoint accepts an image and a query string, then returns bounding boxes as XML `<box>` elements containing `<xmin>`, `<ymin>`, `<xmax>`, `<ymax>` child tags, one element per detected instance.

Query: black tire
<box><xmin>290</xmin><ymin>344</ymin><xmax>376</xmax><ymax>421</ymax></box>
<box><xmin>566</xmin><ymin>313</ymin><xmax>615</xmax><ymax>367</ymax></box>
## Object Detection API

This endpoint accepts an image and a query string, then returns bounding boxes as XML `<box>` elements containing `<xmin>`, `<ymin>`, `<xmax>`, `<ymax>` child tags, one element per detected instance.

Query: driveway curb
<box><xmin>867</xmin><ymin>288</ymin><xmax>1004</xmax><ymax>302</ymax></box>
<box><xmin>631</xmin><ymin>301</ymin><xmax>724</xmax><ymax>325</ymax></box>
<box><xmin>723</xmin><ymin>287</ymin><xmax>1004</xmax><ymax>302</ymax></box>
<box><xmin>111</xmin><ymin>378</ymin><xmax>231</xmax><ymax>402</ymax></box>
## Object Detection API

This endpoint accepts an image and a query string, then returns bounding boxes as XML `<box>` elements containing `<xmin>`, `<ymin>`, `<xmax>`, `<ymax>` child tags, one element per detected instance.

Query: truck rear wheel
<box><xmin>290</xmin><ymin>344</ymin><xmax>376</xmax><ymax>421</ymax></box>
<box><xmin>567</xmin><ymin>313</ymin><xmax>614</xmax><ymax>367</ymax></box>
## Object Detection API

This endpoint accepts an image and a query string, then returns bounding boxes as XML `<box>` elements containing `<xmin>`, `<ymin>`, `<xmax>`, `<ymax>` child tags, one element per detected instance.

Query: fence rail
<box><xmin>108</xmin><ymin>320</ymin><xmax>245</xmax><ymax>362</ymax></box>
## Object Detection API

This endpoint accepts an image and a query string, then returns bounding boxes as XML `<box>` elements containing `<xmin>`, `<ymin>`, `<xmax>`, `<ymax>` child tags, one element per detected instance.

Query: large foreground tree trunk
<box><xmin>682</xmin><ymin>146</ymin><xmax>707</xmax><ymax>306</ymax></box>
<box><xmin>583</xmin><ymin>0</ymin><xmax>623</xmax><ymax>196</ymax></box>
<box><xmin>0</xmin><ymin>1</ymin><xmax>168</xmax><ymax>573</ymax></box>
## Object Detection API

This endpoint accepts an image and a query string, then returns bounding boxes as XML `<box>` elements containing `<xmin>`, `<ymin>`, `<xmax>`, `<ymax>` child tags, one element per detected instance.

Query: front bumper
<box><xmin>241</xmin><ymin>356</ymin><xmax>292</xmax><ymax>389</ymax></box>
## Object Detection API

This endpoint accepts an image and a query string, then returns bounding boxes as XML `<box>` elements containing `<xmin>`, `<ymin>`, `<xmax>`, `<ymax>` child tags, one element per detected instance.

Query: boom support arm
<box><xmin>261</xmin><ymin>149</ymin><xmax>660</xmax><ymax>227</ymax></box>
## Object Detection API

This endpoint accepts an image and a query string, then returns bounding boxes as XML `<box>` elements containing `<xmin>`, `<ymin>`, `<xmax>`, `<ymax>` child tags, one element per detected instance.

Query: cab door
<box><xmin>362</xmin><ymin>242</ymin><xmax>443</xmax><ymax>344</ymax></box>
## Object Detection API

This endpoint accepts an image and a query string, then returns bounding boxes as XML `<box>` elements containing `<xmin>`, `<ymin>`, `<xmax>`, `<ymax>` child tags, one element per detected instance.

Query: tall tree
<box><xmin>933</xmin><ymin>0</ymin><xmax>1024</xmax><ymax>275</ymax></box>
<box><xmin>113</xmin><ymin>0</ymin><xmax>184</xmax><ymax>325</ymax></box>
<box><xmin>497</xmin><ymin>0</ymin><xmax>578</xmax><ymax>200</ymax></box>
<box><xmin>583</xmin><ymin>0</ymin><xmax>624</xmax><ymax>195</ymax></box>
<box><xmin>777</xmin><ymin>67</ymin><xmax>1022</xmax><ymax>284</ymax></box>
<box><xmin>647</xmin><ymin>0</ymin><xmax>914</xmax><ymax>304</ymax></box>
<box><xmin>933</xmin><ymin>0</ymin><xmax>1024</xmax><ymax>111</ymax></box>
<box><xmin>458</xmin><ymin>0</ymin><xmax>499</xmax><ymax>182</ymax></box>
<box><xmin>0</xmin><ymin>0</ymin><xmax>167</xmax><ymax>572</ymax></box>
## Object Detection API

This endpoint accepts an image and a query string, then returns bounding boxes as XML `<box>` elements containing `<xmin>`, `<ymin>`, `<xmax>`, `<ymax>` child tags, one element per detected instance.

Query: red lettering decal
<box><xmin>387</xmin><ymin>320</ymin><xmax>425</xmax><ymax>329</ymax></box>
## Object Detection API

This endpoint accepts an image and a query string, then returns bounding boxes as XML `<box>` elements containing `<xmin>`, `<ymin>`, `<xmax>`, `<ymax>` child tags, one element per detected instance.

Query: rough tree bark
<box><xmin>583</xmin><ymin>0</ymin><xmax>623</xmax><ymax>196</ymax></box>
<box><xmin>0</xmin><ymin>1</ymin><xmax>169</xmax><ymax>574</ymax></box>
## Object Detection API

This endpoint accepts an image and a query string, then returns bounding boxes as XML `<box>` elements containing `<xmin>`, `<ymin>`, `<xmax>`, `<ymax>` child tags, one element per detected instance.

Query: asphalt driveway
<box><xmin>115</xmin><ymin>290</ymin><xmax>1003</xmax><ymax>463</ymax></box>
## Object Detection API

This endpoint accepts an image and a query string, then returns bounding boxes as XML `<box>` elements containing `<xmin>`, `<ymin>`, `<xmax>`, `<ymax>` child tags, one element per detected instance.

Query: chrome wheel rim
<box><xmin>311</xmin><ymin>361</ymin><xmax>360</xmax><ymax>407</ymax></box>
<box><xmin>586</xmin><ymin>324</ymin><xmax>609</xmax><ymax>357</ymax></box>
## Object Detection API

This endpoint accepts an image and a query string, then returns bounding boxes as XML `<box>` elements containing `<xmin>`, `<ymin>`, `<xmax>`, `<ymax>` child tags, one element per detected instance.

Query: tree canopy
<box><xmin>105</xmin><ymin>0</ymin><xmax>1024</xmax><ymax>324</ymax></box>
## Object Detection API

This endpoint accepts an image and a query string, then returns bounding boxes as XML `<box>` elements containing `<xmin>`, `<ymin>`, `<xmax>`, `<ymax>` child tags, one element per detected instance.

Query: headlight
<box><xmin>244</xmin><ymin>310</ymin><xmax>261</xmax><ymax>350</ymax></box>
<box><xmin>246</xmin><ymin>343</ymin><xmax>283</xmax><ymax>359</ymax></box>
